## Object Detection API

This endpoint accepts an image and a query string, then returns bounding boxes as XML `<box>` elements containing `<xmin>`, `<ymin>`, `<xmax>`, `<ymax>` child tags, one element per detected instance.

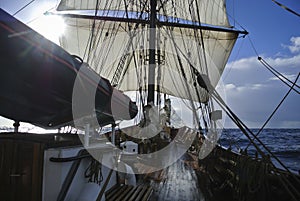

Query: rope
<box><xmin>187</xmin><ymin>4</ymin><xmax>212</xmax><ymax>130</ymax></box>
<box><xmin>211</xmin><ymin>88</ymin><xmax>296</xmax><ymax>175</ymax></box>
<box><xmin>85</xmin><ymin>158</ymin><xmax>104</xmax><ymax>185</ymax></box>
<box><xmin>190</xmin><ymin>57</ymin><xmax>292</xmax><ymax>177</ymax></box>
<box><xmin>248</xmin><ymin>36</ymin><xmax>299</xmax><ymax>94</ymax></box>
<box><xmin>13</xmin><ymin>0</ymin><xmax>35</xmax><ymax>16</ymax></box>
<box><xmin>258</xmin><ymin>57</ymin><xmax>300</xmax><ymax>94</ymax></box>
<box><xmin>87</xmin><ymin>0</ymin><xmax>100</xmax><ymax>64</ymax></box>
<box><xmin>205</xmin><ymin>79</ymin><xmax>300</xmax><ymax>199</ymax></box>
<box><xmin>211</xmin><ymin>92</ymin><xmax>267</xmax><ymax>158</ymax></box>
<box><xmin>96</xmin><ymin>168</ymin><xmax>114</xmax><ymax>201</ymax></box>
<box><xmin>167</xmin><ymin>28</ymin><xmax>201</xmax><ymax>130</ymax></box>
<box><xmin>194</xmin><ymin>0</ymin><xmax>209</xmax><ymax>76</ymax></box>
<box><xmin>245</xmin><ymin>73</ymin><xmax>300</xmax><ymax>150</ymax></box>
<box><xmin>222</xmin><ymin>129</ymin><xmax>243</xmax><ymax>151</ymax></box>
<box><xmin>200</xmin><ymin>74</ymin><xmax>300</xmax><ymax>191</ymax></box>
<box><xmin>272</xmin><ymin>0</ymin><xmax>300</xmax><ymax>18</ymax></box>
<box><xmin>237</xmin><ymin>157</ymin><xmax>269</xmax><ymax>200</ymax></box>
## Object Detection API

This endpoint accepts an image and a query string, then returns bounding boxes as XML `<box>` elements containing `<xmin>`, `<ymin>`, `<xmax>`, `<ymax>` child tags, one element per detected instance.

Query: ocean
<box><xmin>219</xmin><ymin>128</ymin><xmax>300</xmax><ymax>173</ymax></box>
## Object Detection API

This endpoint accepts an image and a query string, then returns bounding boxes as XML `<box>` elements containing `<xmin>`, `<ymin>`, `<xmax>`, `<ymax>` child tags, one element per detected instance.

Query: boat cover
<box><xmin>0</xmin><ymin>9</ymin><xmax>137</xmax><ymax>129</ymax></box>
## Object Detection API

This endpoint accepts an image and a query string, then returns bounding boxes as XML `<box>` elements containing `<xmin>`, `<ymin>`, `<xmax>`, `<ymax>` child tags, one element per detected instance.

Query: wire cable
<box><xmin>272</xmin><ymin>0</ymin><xmax>300</xmax><ymax>18</ymax></box>
<box><xmin>248</xmin><ymin>36</ymin><xmax>300</xmax><ymax>94</ymax></box>
<box><xmin>258</xmin><ymin>57</ymin><xmax>300</xmax><ymax>94</ymax></box>
<box><xmin>245</xmin><ymin>73</ymin><xmax>300</xmax><ymax>150</ymax></box>
<box><xmin>13</xmin><ymin>0</ymin><xmax>35</xmax><ymax>16</ymax></box>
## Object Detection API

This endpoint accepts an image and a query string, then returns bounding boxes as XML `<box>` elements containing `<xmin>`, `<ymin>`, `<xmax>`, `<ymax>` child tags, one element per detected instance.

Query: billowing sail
<box><xmin>55</xmin><ymin>0</ymin><xmax>239</xmax><ymax>103</ymax></box>
<box><xmin>57</xmin><ymin>0</ymin><xmax>231</xmax><ymax>27</ymax></box>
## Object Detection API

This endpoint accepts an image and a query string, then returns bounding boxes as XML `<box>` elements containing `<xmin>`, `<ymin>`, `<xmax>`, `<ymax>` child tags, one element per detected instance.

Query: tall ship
<box><xmin>0</xmin><ymin>0</ymin><xmax>299</xmax><ymax>201</ymax></box>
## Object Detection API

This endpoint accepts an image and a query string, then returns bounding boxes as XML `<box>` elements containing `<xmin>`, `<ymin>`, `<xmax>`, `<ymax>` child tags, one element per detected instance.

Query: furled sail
<box><xmin>55</xmin><ymin>0</ymin><xmax>239</xmax><ymax>103</ymax></box>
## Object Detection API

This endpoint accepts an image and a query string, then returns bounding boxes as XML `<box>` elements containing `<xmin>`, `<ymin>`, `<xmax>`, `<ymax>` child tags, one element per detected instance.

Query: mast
<box><xmin>55</xmin><ymin>0</ymin><xmax>247</xmax><ymax>103</ymax></box>
<box><xmin>147</xmin><ymin>0</ymin><xmax>157</xmax><ymax>104</ymax></box>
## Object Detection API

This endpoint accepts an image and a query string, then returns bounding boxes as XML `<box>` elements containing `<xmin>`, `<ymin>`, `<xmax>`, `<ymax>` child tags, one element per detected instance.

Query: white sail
<box><xmin>56</xmin><ymin>0</ymin><xmax>238</xmax><ymax>103</ymax></box>
<box><xmin>57</xmin><ymin>0</ymin><xmax>230</xmax><ymax>27</ymax></box>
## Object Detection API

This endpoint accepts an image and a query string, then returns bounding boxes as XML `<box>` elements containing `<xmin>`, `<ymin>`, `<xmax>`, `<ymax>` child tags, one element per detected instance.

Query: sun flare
<box><xmin>29</xmin><ymin>14</ymin><xmax>65</xmax><ymax>45</ymax></box>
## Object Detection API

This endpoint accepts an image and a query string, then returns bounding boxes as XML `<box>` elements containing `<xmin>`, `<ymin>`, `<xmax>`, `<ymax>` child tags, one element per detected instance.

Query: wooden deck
<box><xmin>147</xmin><ymin>154</ymin><xmax>206</xmax><ymax>201</ymax></box>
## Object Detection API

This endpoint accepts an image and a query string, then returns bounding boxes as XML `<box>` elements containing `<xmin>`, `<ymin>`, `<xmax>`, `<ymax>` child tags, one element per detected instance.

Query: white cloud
<box><xmin>221</xmin><ymin>39</ymin><xmax>300</xmax><ymax>128</ymax></box>
<box><xmin>225</xmin><ymin>46</ymin><xmax>300</xmax><ymax>88</ymax></box>
<box><xmin>224</xmin><ymin>83</ymin><xmax>236</xmax><ymax>90</ymax></box>
<box><xmin>285</xmin><ymin>36</ymin><xmax>300</xmax><ymax>53</ymax></box>
<box><xmin>249</xmin><ymin>83</ymin><xmax>265</xmax><ymax>90</ymax></box>
<box><xmin>228</xmin><ymin>36</ymin><xmax>300</xmax><ymax>72</ymax></box>
<box><xmin>269</xmin><ymin>73</ymin><xmax>298</xmax><ymax>81</ymax></box>
<box><xmin>224</xmin><ymin>83</ymin><xmax>265</xmax><ymax>93</ymax></box>
<box><xmin>271</xmin><ymin>54</ymin><xmax>300</xmax><ymax>68</ymax></box>
<box><xmin>227</xmin><ymin>56</ymin><xmax>259</xmax><ymax>70</ymax></box>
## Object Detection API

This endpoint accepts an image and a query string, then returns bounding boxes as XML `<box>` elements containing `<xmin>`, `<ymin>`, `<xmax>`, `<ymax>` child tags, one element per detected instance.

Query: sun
<box><xmin>29</xmin><ymin>14</ymin><xmax>65</xmax><ymax>45</ymax></box>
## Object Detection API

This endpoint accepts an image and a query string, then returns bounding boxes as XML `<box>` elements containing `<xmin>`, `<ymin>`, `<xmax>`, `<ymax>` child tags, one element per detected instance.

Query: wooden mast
<box><xmin>147</xmin><ymin>0</ymin><xmax>157</xmax><ymax>104</ymax></box>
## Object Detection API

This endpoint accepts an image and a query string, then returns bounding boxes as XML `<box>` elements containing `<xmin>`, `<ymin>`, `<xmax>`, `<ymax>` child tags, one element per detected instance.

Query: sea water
<box><xmin>219</xmin><ymin>128</ymin><xmax>300</xmax><ymax>173</ymax></box>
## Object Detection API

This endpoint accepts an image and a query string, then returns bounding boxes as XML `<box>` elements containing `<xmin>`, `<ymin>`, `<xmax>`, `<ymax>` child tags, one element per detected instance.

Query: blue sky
<box><xmin>0</xmin><ymin>0</ymin><xmax>299</xmax><ymax>129</ymax></box>
<box><xmin>223</xmin><ymin>0</ymin><xmax>300</xmax><ymax>128</ymax></box>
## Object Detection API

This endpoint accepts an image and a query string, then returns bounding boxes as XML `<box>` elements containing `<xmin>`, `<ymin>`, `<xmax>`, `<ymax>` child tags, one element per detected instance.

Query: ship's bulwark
<box><xmin>0</xmin><ymin>9</ymin><xmax>137</xmax><ymax>129</ymax></box>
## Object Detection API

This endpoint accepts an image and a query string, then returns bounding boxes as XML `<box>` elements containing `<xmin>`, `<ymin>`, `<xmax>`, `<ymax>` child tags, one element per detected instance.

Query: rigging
<box><xmin>272</xmin><ymin>0</ymin><xmax>300</xmax><ymax>18</ymax></box>
<box><xmin>13</xmin><ymin>0</ymin><xmax>35</xmax><ymax>16</ymax></box>
<box><xmin>245</xmin><ymin>73</ymin><xmax>299</xmax><ymax>149</ymax></box>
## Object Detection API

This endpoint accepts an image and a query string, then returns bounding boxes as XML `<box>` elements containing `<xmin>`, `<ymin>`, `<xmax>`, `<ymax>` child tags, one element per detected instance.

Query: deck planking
<box><xmin>148</xmin><ymin>154</ymin><xmax>205</xmax><ymax>201</ymax></box>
